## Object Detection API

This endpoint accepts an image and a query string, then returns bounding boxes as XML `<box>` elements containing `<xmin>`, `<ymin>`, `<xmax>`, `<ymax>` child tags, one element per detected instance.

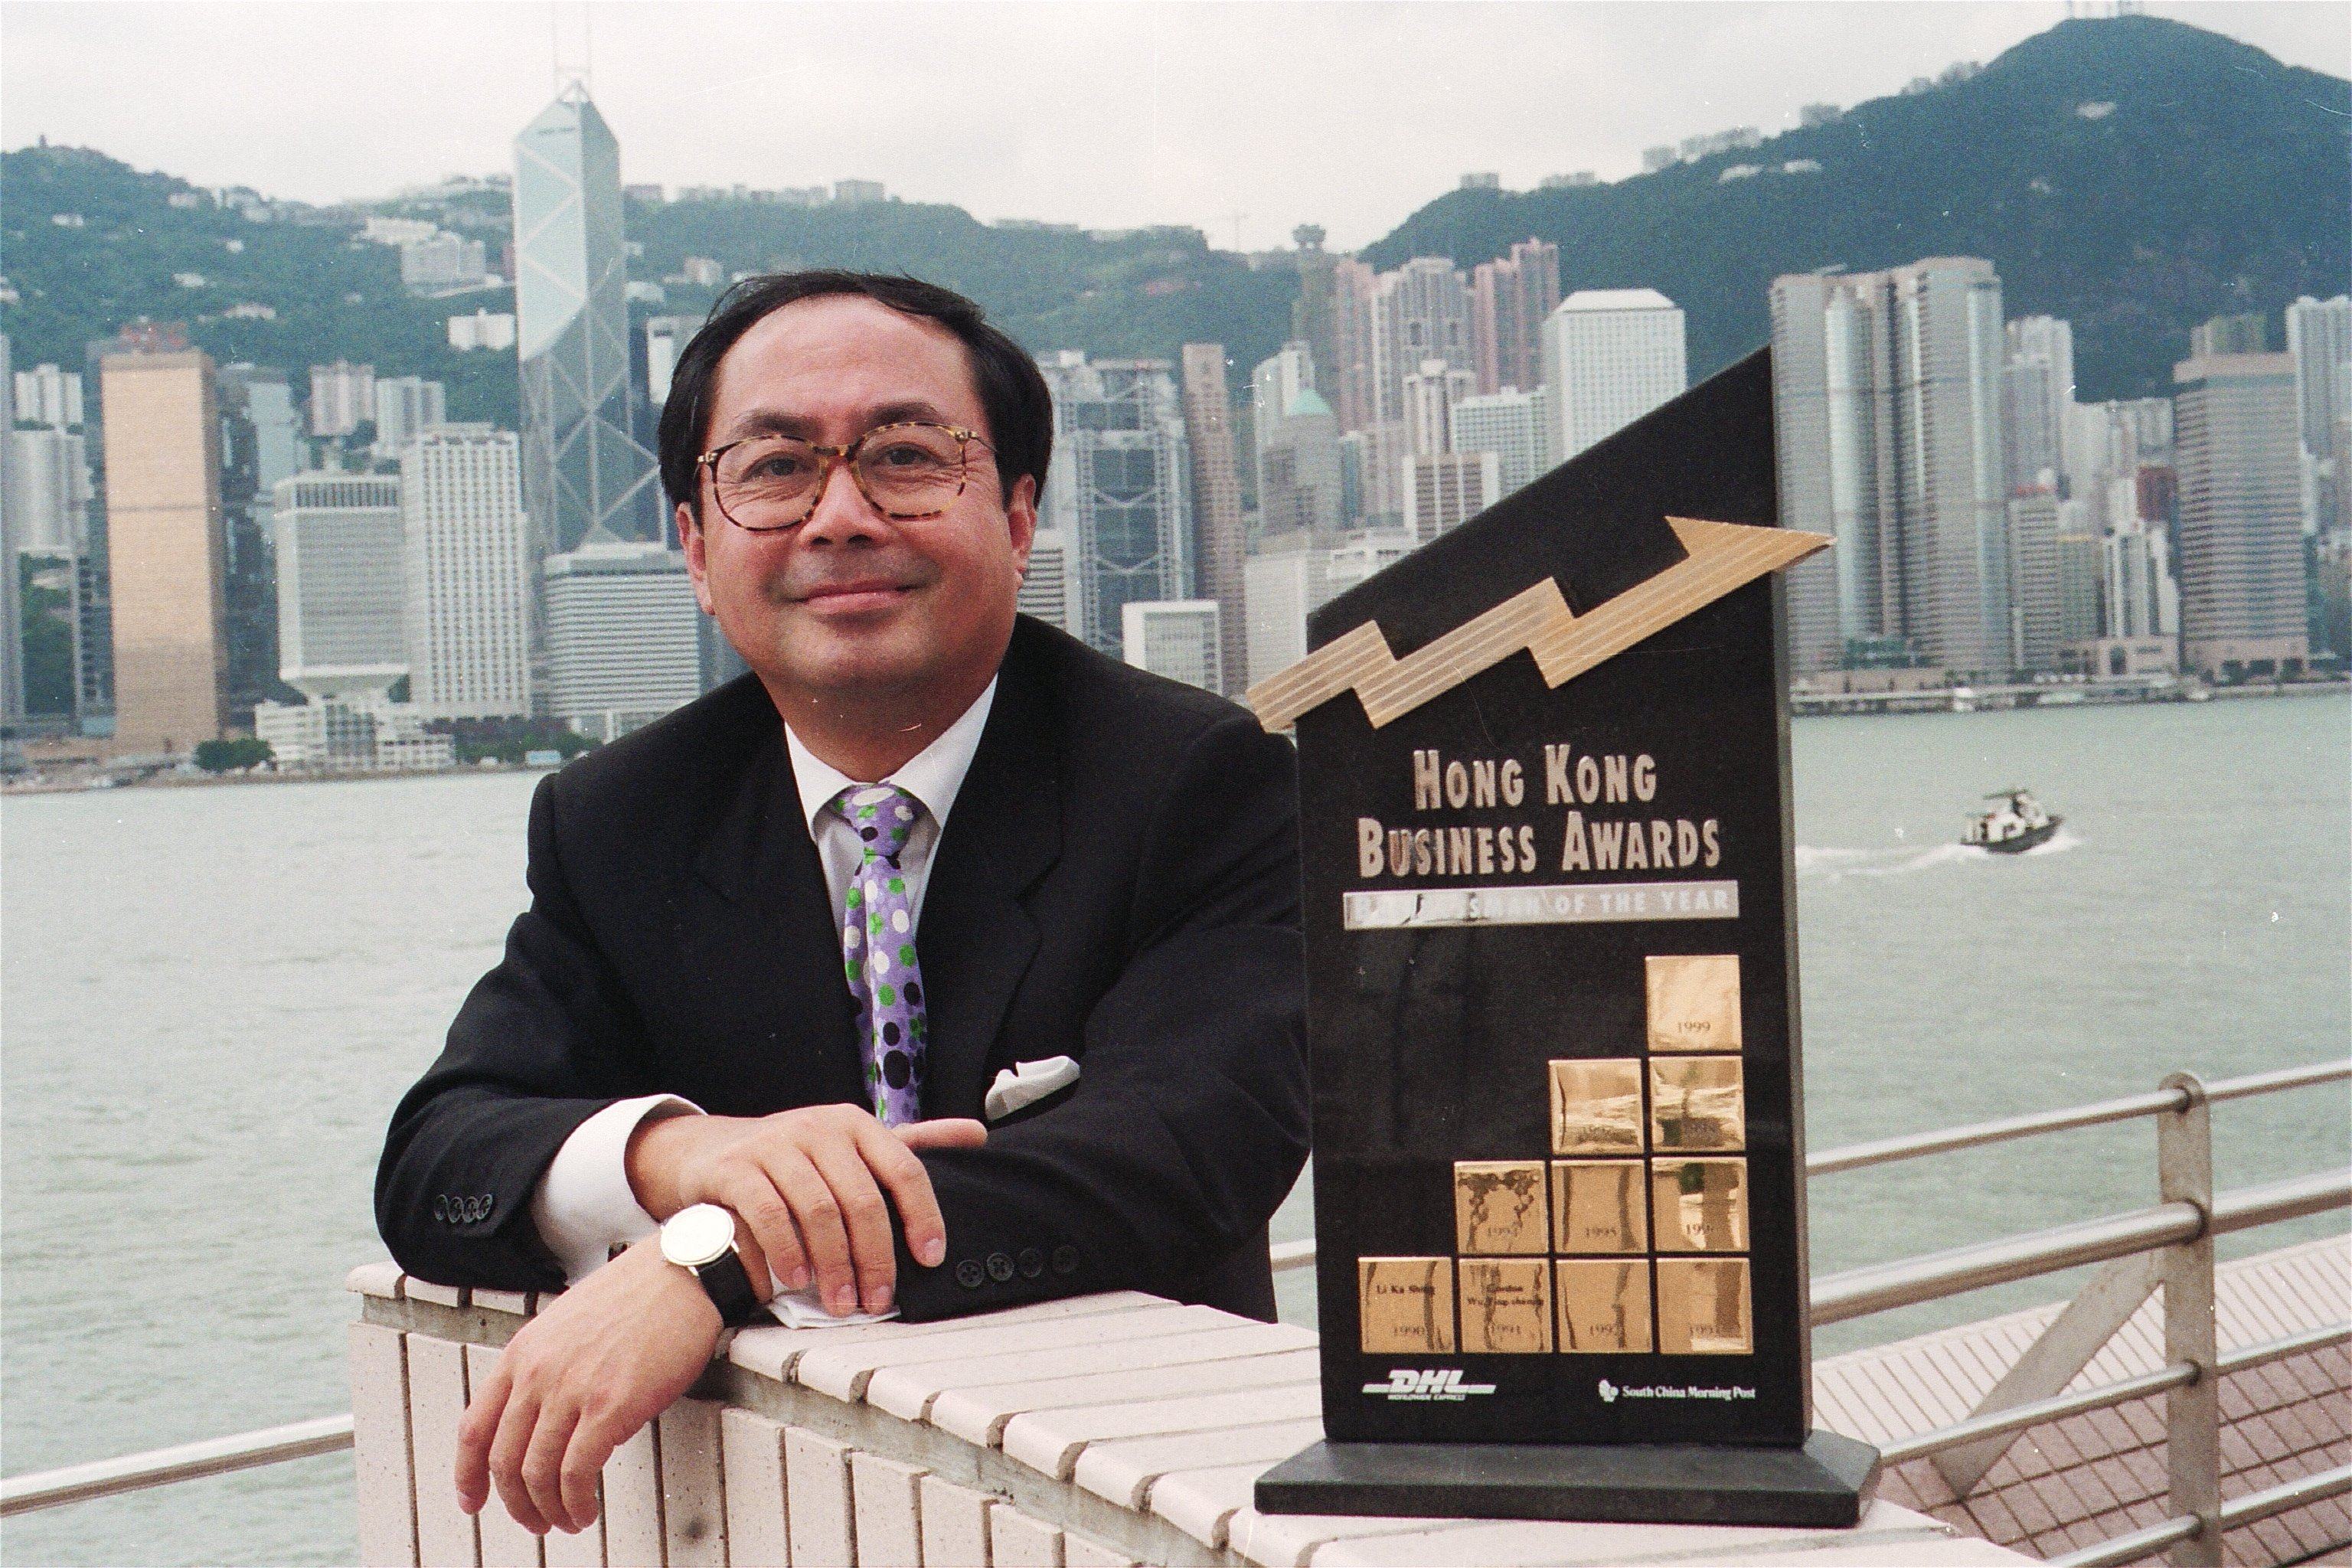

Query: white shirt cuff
<box><xmin>531</xmin><ymin>1094</ymin><xmax>702</xmax><ymax>1285</ymax></box>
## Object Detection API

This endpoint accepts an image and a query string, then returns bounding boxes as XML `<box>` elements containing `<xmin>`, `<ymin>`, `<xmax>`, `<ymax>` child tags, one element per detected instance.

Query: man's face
<box><xmin>679</xmin><ymin>295</ymin><xmax>1036</xmax><ymax>707</ymax></box>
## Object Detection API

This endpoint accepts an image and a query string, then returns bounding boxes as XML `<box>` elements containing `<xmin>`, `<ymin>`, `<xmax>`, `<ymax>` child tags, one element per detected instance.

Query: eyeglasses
<box><xmin>694</xmin><ymin>421</ymin><xmax>995</xmax><ymax>533</ymax></box>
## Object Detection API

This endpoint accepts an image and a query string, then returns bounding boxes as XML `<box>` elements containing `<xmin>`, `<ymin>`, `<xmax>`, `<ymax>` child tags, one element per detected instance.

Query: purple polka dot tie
<box><xmin>834</xmin><ymin>783</ymin><xmax>928</xmax><ymax>1125</ymax></box>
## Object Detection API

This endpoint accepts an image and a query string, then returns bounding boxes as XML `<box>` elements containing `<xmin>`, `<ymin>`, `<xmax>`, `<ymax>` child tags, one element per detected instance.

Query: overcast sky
<box><xmin>3</xmin><ymin>2</ymin><xmax>2344</xmax><ymax>251</ymax></box>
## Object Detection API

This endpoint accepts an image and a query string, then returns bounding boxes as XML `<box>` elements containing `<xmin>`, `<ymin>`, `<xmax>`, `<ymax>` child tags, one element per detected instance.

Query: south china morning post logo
<box><xmin>1598</xmin><ymin>1379</ymin><xmax>1758</xmax><ymax>1403</ymax></box>
<box><xmin>1364</xmin><ymin>1367</ymin><xmax>1497</xmax><ymax>1401</ymax></box>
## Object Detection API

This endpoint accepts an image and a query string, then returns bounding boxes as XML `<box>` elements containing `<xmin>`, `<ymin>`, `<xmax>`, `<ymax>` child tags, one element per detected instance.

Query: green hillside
<box><xmin>1364</xmin><ymin>15</ymin><xmax>2350</xmax><ymax>399</ymax></box>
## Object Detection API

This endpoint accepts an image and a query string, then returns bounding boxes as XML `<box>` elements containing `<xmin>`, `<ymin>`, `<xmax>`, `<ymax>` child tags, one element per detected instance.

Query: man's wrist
<box><xmin>625</xmin><ymin>1111</ymin><xmax>701</xmax><ymax>1220</ymax></box>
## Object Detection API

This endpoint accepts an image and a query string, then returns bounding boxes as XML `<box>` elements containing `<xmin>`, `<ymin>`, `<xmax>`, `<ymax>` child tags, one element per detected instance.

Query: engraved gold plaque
<box><xmin>1357</xmin><ymin>1257</ymin><xmax>1456</xmax><ymax>1354</ymax></box>
<box><xmin>1454</xmin><ymin>1160</ymin><xmax>1550</xmax><ymax>1255</ymax></box>
<box><xmin>1650</xmin><ymin>1158</ymin><xmax>1749</xmax><ymax>1252</ymax></box>
<box><xmin>1550</xmin><ymin>1161</ymin><xmax>1648</xmax><ymax>1254</ymax></box>
<box><xmin>1549</xmin><ymin>1059</ymin><xmax>1646</xmax><ymax>1155</ymax></box>
<box><xmin>1556</xmin><ymin>1259</ymin><xmax>1654</xmax><ymax>1353</ymax></box>
<box><xmin>1650</xmin><ymin>1057</ymin><xmax>1746</xmax><ymax>1152</ymax></box>
<box><xmin>1459</xmin><ymin>1259</ymin><xmax>1553</xmax><ymax>1354</ymax></box>
<box><xmin>1646</xmin><ymin>954</ymin><xmax>1743</xmax><ymax>1053</ymax></box>
<box><xmin>1656</xmin><ymin>1258</ymin><xmax>1753</xmax><ymax>1354</ymax></box>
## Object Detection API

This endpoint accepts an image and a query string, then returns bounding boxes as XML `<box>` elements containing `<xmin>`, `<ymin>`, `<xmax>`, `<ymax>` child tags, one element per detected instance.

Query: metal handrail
<box><xmin>1869</xmin><ymin>1318</ymin><xmax>2350</xmax><ymax>1468</ymax></box>
<box><xmin>1875</xmin><ymin>1364</ymin><xmax>2196</xmax><ymax>1466</ymax></box>
<box><xmin>7</xmin><ymin>1061</ymin><xmax>2344</xmax><ymax>1516</ymax></box>
<box><xmin>0</xmin><ymin>1415</ymin><xmax>353</xmax><ymax>1518</ymax></box>
<box><xmin>2043</xmin><ymin>1462</ymin><xmax>2352</xmax><ymax>1568</ymax></box>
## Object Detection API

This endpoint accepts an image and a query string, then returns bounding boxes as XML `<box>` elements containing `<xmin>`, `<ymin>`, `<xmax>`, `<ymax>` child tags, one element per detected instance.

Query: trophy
<box><xmin>1248</xmin><ymin>351</ymin><xmax>1880</xmax><ymax>1525</ymax></box>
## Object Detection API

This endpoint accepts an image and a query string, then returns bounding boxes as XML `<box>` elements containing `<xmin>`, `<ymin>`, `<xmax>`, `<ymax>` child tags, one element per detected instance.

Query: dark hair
<box><xmin>656</xmin><ymin>270</ymin><xmax>1051</xmax><ymax>519</ymax></box>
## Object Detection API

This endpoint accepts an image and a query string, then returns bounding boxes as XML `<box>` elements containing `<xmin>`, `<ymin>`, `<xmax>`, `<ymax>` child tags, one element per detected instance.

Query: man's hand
<box><xmin>455</xmin><ymin>1236</ymin><xmax>720</xmax><ymax>1536</ymax></box>
<box><xmin>628</xmin><ymin>1106</ymin><xmax>986</xmax><ymax>1316</ymax></box>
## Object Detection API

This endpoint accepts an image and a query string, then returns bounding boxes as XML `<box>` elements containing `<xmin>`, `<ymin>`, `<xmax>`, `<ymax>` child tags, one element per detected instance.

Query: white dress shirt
<box><xmin>528</xmin><ymin>678</ymin><xmax>999</xmax><ymax>1285</ymax></box>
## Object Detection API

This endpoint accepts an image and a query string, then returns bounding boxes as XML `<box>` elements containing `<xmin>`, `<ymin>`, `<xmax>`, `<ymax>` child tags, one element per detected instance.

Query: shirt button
<box><xmin>1051</xmin><ymin>1244</ymin><xmax>1080</xmax><ymax>1276</ymax></box>
<box><xmin>1017</xmin><ymin>1247</ymin><xmax>1044</xmax><ymax>1279</ymax></box>
<box><xmin>433</xmin><ymin>1195</ymin><xmax>448</xmax><ymax>1222</ymax></box>
<box><xmin>985</xmin><ymin>1252</ymin><xmax>1015</xmax><ymax>1282</ymax></box>
<box><xmin>479</xmin><ymin>1193</ymin><xmax>495</xmax><ymax>1218</ymax></box>
<box><xmin>955</xmin><ymin>1260</ymin><xmax>985</xmax><ymax>1290</ymax></box>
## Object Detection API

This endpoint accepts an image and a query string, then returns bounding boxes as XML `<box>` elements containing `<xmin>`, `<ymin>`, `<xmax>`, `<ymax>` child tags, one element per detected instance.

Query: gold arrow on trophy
<box><xmin>1246</xmin><ymin>518</ymin><xmax>1831</xmax><ymax>733</ymax></box>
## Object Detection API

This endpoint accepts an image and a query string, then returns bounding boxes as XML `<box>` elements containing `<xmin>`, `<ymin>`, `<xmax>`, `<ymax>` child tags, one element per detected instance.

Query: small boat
<box><xmin>1963</xmin><ymin>789</ymin><xmax>2062</xmax><ymax>854</ymax></box>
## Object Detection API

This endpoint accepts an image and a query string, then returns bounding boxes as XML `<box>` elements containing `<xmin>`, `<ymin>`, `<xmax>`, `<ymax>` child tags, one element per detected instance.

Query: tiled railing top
<box><xmin>348</xmin><ymin>1264</ymin><xmax>2020</xmax><ymax>1568</ymax></box>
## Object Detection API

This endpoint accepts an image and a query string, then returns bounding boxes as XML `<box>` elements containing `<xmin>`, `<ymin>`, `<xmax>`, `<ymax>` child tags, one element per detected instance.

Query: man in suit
<box><xmin>374</xmin><ymin>272</ymin><xmax>1308</xmax><ymax>1539</ymax></box>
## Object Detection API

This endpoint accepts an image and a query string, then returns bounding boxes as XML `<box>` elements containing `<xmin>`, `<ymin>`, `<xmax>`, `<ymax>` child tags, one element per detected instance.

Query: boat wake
<box><xmin>1797</xmin><ymin>829</ymin><xmax>2082</xmax><ymax>880</ymax></box>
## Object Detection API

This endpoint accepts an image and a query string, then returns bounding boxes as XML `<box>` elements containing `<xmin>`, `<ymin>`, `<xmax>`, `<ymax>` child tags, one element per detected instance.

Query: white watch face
<box><xmin>661</xmin><ymin>1203</ymin><xmax>735</xmax><ymax>1269</ymax></box>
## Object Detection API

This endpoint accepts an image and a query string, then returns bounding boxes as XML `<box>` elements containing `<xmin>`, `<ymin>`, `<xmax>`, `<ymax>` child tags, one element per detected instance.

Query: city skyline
<box><xmin>2</xmin><ymin>3</ymin><xmax>2342</xmax><ymax>253</ymax></box>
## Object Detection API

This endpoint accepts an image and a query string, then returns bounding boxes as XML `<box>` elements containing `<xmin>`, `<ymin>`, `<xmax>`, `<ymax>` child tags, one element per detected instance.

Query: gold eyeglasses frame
<box><xmin>693</xmin><ymin>420</ymin><xmax>997</xmax><ymax>532</ymax></box>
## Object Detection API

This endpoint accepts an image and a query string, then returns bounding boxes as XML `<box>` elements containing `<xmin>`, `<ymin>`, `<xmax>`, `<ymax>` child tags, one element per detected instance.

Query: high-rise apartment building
<box><xmin>1120</xmin><ymin>599</ymin><xmax>1221</xmax><ymax>693</ymax></box>
<box><xmin>1178</xmin><ymin>345</ymin><xmax>1249</xmax><ymax>694</ymax></box>
<box><xmin>1035</xmin><ymin>354</ymin><xmax>1193</xmax><ymax>655</ymax></box>
<box><xmin>2285</xmin><ymin>295</ymin><xmax>2351</xmax><ymax>537</ymax></box>
<box><xmin>309</xmin><ymin>361</ymin><xmax>375</xmax><ymax>438</ymax></box>
<box><xmin>1402</xmin><ymin>358</ymin><xmax>1478</xmax><ymax>457</ymax></box>
<box><xmin>2172</xmin><ymin>351</ymin><xmax>2307</xmax><ymax>678</ymax></box>
<box><xmin>2102</xmin><ymin>520</ymin><xmax>2179</xmax><ymax>641</ymax></box>
<box><xmin>1402</xmin><ymin>451</ymin><xmax>1501</xmax><ymax>543</ymax></box>
<box><xmin>514</xmin><ymin>85</ymin><xmax>662</xmax><ymax>555</ymax></box>
<box><xmin>1540</xmin><ymin>289</ymin><xmax>1687</xmax><ymax>463</ymax></box>
<box><xmin>1373</xmin><ymin>259</ymin><xmax>1473</xmax><ymax>427</ymax></box>
<box><xmin>1771</xmin><ymin>260</ymin><xmax>2011</xmax><ymax>675</ymax></box>
<box><xmin>1470</xmin><ymin>239</ymin><xmax>1561</xmax><ymax>397</ymax></box>
<box><xmin>1323</xmin><ymin>258</ymin><xmax>1381</xmax><ymax>435</ymax></box>
<box><xmin>2190</xmin><ymin>315</ymin><xmax>2267</xmax><ymax>358</ymax></box>
<box><xmin>2003</xmin><ymin>317</ymin><xmax>2076</xmax><ymax>495</ymax></box>
<box><xmin>273</xmin><ymin>472</ymin><xmax>407</xmax><ymax>699</ymax></box>
<box><xmin>1338</xmin><ymin>422</ymin><xmax>1412</xmax><ymax>531</ymax></box>
<box><xmin>13</xmin><ymin>362</ymin><xmax>84</xmax><ymax>430</ymax></box>
<box><xmin>1016</xmin><ymin>528</ymin><xmax>1084</xmax><ymax>635</ymax></box>
<box><xmin>5</xmin><ymin>425</ymin><xmax>91</xmax><ymax>557</ymax></box>
<box><xmin>373</xmin><ymin>376</ymin><xmax>448</xmax><ymax>458</ymax></box>
<box><xmin>100</xmin><ymin>348</ymin><xmax>228</xmax><ymax>753</ymax></box>
<box><xmin>1449</xmin><ymin>385</ymin><xmax>1550</xmax><ymax>495</ymax></box>
<box><xmin>1250</xmin><ymin>343</ymin><xmax>1318</xmax><ymax>496</ymax></box>
<box><xmin>400</xmin><ymin>426</ymin><xmax>532</xmax><ymax>718</ymax></box>
<box><xmin>541</xmin><ymin>538</ymin><xmax>704</xmax><ymax>739</ymax></box>
<box><xmin>1</xmin><ymin>334</ymin><xmax>20</xmax><ymax>730</ymax></box>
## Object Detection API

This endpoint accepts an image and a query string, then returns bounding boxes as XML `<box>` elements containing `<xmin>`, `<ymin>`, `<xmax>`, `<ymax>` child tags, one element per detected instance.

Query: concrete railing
<box><xmin>348</xmin><ymin>1266</ymin><xmax>2017</xmax><ymax>1568</ymax></box>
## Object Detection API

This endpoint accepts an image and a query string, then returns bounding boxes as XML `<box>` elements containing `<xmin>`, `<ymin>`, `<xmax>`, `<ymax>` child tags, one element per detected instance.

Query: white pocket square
<box><xmin>984</xmin><ymin>1056</ymin><xmax>1081</xmax><ymax>1122</ymax></box>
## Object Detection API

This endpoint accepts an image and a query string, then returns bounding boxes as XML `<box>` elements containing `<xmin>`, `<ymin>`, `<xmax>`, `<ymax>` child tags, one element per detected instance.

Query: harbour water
<box><xmin>3</xmin><ymin>694</ymin><xmax>2346</xmax><ymax>1565</ymax></box>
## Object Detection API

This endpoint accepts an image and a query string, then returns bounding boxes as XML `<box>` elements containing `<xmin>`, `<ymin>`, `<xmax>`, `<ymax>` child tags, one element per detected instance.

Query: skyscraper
<box><xmin>1541</xmin><ymin>289</ymin><xmax>1687</xmax><ymax>464</ymax></box>
<box><xmin>1178</xmin><ymin>345</ymin><xmax>1249</xmax><ymax>694</ymax></box>
<box><xmin>5</xmin><ymin>423</ymin><xmax>90</xmax><ymax>557</ymax></box>
<box><xmin>309</xmin><ymin>361</ymin><xmax>375</xmax><ymax>438</ymax></box>
<box><xmin>2285</xmin><ymin>295</ymin><xmax>2351</xmax><ymax>537</ymax></box>
<box><xmin>1470</xmin><ymin>238</ymin><xmax>1562</xmax><ymax>397</ymax></box>
<box><xmin>2173</xmin><ymin>351</ymin><xmax>2307</xmax><ymax>678</ymax></box>
<box><xmin>1401</xmin><ymin>450</ymin><xmax>1500</xmax><ymax>542</ymax></box>
<box><xmin>1120</xmin><ymin>599</ymin><xmax>1222</xmax><ymax>693</ymax></box>
<box><xmin>1770</xmin><ymin>260</ymin><xmax>2010</xmax><ymax>675</ymax></box>
<box><xmin>513</xmin><ymin>85</ymin><xmax>661</xmax><ymax>557</ymax></box>
<box><xmin>1401</xmin><ymin>358</ymin><xmax>1478</xmax><ymax>458</ymax></box>
<box><xmin>100</xmin><ymin>348</ymin><xmax>227</xmax><ymax>753</ymax></box>
<box><xmin>1</xmin><ymin>333</ymin><xmax>21</xmax><ymax>731</ymax></box>
<box><xmin>217</xmin><ymin>364</ymin><xmax>303</xmax><ymax>719</ymax></box>
<box><xmin>1016</xmin><ymin>528</ymin><xmax>1084</xmax><ymax>635</ymax></box>
<box><xmin>372</xmin><ymin>376</ymin><xmax>449</xmax><ymax>459</ymax></box>
<box><xmin>1259</xmin><ymin>388</ymin><xmax>1344</xmax><ymax>539</ymax></box>
<box><xmin>1373</xmin><ymin>259</ymin><xmax>1473</xmax><ymax>428</ymax></box>
<box><xmin>1035</xmin><ymin>354</ymin><xmax>1192</xmax><ymax>655</ymax></box>
<box><xmin>2003</xmin><ymin>317</ymin><xmax>2076</xmax><ymax>496</ymax></box>
<box><xmin>1450</xmin><ymin>385</ymin><xmax>1552</xmax><ymax>496</ymax></box>
<box><xmin>401</xmin><ymin>426</ymin><xmax>532</xmax><ymax>719</ymax></box>
<box><xmin>541</xmin><ymin>538</ymin><xmax>704</xmax><ymax>739</ymax></box>
<box><xmin>1250</xmin><ymin>343</ymin><xmax>1318</xmax><ymax>497</ymax></box>
<box><xmin>273</xmin><ymin>472</ymin><xmax>407</xmax><ymax>699</ymax></box>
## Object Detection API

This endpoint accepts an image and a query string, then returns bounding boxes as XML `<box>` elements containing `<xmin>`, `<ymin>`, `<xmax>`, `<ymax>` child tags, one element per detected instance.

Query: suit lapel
<box><xmin>916</xmin><ymin>636</ymin><xmax>1063</xmax><ymax>1119</ymax></box>
<box><xmin>688</xmin><ymin>725</ymin><xmax>867</xmax><ymax>1111</ymax></box>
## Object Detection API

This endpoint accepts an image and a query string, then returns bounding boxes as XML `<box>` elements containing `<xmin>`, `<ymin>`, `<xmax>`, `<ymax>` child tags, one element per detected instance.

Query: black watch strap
<box><xmin>694</xmin><ymin>1248</ymin><xmax>761</xmax><ymax>1328</ymax></box>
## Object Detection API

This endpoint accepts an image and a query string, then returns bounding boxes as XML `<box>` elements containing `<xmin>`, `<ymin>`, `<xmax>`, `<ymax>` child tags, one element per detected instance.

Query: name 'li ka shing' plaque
<box><xmin>1247</xmin><ymin>351</ymin><xmax>1881</xmax><ymax>1527</ymax></box>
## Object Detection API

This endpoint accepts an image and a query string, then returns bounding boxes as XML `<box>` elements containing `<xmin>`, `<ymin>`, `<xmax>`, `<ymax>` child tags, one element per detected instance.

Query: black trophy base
<box><xmin>1255</xmin><ymin>1431</ymin><xmax>1880</xmax><ymax>1528</ymax></box>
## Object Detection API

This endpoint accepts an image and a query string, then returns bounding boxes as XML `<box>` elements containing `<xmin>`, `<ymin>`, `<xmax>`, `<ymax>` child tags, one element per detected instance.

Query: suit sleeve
<box><xmin>897</xmin><ymin>711</ymin><xmax>1310</xmax><ymax>1320</ymax></box>
<box><xmin>374</xmin><ymin>773</ymin><xmax>662</xmax><ymax>1290</ymax></box>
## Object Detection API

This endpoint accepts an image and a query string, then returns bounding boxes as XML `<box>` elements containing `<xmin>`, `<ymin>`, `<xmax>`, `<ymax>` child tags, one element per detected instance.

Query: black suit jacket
<box><xmin>375</xmin><ymin>616</ymin><xmax>1310</xmax><ymax>1321</ymax></box>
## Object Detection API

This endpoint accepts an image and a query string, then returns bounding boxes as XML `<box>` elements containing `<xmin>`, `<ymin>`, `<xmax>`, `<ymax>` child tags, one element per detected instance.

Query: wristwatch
<box><xmin>658</xmin><ymin>1204</ymin><xmax>761</xmax><ymax>1327</ymax></box>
